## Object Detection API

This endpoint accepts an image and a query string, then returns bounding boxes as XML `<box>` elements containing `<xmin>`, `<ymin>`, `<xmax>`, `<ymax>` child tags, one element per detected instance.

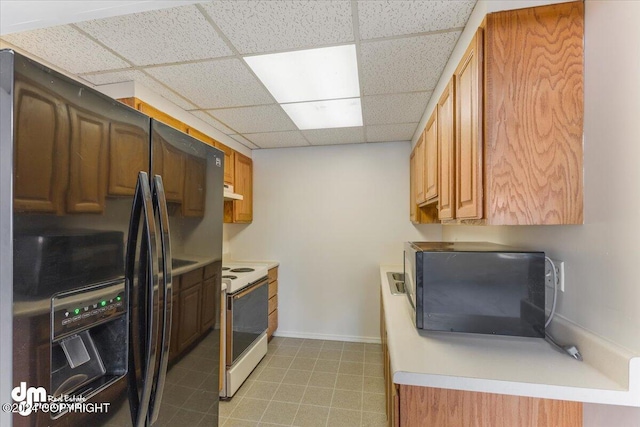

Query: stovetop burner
<box><xmin>222</xmin><ymin>275</ymin><xmax>237</xmax><ymax>280</ymax></box>
<box><xmin>222</xmin><ymin>267</ymin><xmax>230</xmax><ymax>271</ymax></box>
<box><xmin>230</xmin><ymin>268</ymin><xmax>255</xmax><ymax>273</ymax></box>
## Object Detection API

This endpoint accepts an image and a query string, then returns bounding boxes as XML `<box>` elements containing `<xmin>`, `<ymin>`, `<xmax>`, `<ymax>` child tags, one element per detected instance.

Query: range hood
<box><xmin>224</xmin><ymin>183</ymin><xmax>243</xmax><ymax>201</ymax></box>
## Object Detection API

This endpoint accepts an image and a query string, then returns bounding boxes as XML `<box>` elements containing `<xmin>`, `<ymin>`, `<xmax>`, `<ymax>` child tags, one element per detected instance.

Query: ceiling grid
<box><xmin>1</xmin><ymin>0</ymin><xmax>477</xmax><ymax>149</ymax></box>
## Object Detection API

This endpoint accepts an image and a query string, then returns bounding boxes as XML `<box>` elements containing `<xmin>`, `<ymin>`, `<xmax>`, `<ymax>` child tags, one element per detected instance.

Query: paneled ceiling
<box><xmin>1</xmin><ymin>1</ymin><xmax>477</xmax><ymax>150</ymax></box>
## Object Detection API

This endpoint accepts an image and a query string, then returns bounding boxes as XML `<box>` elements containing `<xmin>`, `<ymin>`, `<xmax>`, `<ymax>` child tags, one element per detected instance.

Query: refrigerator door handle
<box><xmin>147</xmin><ymin>175</ymin><xmax>173</xmax><ymax>424</ymax></box>
<box><xmin>125</xmin><ymin>171</ymin><xmax>160</xmax><ymax>427</ymax></box>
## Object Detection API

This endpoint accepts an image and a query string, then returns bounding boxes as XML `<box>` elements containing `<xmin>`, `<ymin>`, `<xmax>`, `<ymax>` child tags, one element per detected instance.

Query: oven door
<box><xmin>227</xmin><ymin>277</ymin><xmax>269</xmax><ymax>366</ymax></box>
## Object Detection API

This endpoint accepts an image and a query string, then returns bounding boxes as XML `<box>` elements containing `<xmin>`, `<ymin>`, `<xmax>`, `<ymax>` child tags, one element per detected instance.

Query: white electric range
<box><xmin>220</xmin><ymin>262</ymin><xmax>270</xmax><ymax>399</ymax></box>
<box><xmin>221</xmin><ymin>263</ymin><xmax>269</xmax><ymax>293</ymax></box>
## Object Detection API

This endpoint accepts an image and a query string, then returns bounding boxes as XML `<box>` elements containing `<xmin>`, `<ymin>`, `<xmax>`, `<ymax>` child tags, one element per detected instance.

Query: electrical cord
<box><xmin>545</xmin><ymin>256</ymin><xmax>558</xmax><ymax>328</ymax></box>
<box><xmin>543</xmin><ymin>256</ymin><xmax>582</xmax><ymax>361</ymax></box>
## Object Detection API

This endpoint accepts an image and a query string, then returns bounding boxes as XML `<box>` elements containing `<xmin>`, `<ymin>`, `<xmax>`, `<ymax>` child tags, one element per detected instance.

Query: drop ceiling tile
<box><xmin>357</xmin><ymin>0</ymin><xmax>476</xmax><ymax>40</ymax></box>
<box><xmin>360</xmin><ymin>32</ymin><xmax>461</xmax><ymax>95</ymax></box>
<box><xmin>2</xmin><ymin>25</ymin><xmax>129</xmax><ymax>74</ymax></box>
<box><xmin>145</xmin><ymin>59</ymin><xmax>274</xmax><ymax>109</ymax></box>
<box><xmin>366</xmin><ymin>123</ymin><xmax>418</xmax><ymax>143</ymax></box>
<box><xmin>363</xmin><ymin>92</ymin><xmax>431</xmax><ymax>126</ymax></box>
<box><xmin>243</xmin><ymin>131</ymin><xmax>309</xmax><ymax>149</ymax></box>
<box><xmin>229</xmin><ymin>134</ymin><xmax>259</xmax><ymax>150</ymax></box>
<box><xmin>302</xmin><ymin>127</ymin><xmax>365</xmax><ymax>146</ymax></box>
<box><xmin>75</xmin><ymin>5</ymin><xmax>232</xmax><ymax>66</ymax></box>
<box><xmin>208</xmin><ymin>105</ymin><xmax>296</xmax><ymax>134</ymax></box>
<box><xmin>81</xmin><ymin>69</ymin><xmax>197</xmax><ymax>110</ymax></box>
<box><xmin>189</xmin><ymin>111</ymin><xmax>236</xmax><ymax>135</ymax></box>
<box><xmin>201</xmin><ymin>1</ymin><xmax>353</xmax><ymax>54</ymax></box>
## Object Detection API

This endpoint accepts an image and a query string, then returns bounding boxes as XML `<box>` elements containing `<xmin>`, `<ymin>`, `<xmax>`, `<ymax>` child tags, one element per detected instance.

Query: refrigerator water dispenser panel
<box><xmin>52</xmin><ymin>280</ymin><xmax>126</xmax><ymax>340</ymax></box>
<box><xmin>50</xmin><ymin>280</ymin><xmax>129</xmax><ymax>414</ymax></box>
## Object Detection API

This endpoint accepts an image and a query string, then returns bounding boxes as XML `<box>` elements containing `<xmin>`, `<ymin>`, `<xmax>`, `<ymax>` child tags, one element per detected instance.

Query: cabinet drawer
<box><xmin>204</xmin><ymin>262</ymin><xmax>217</xmax><ymax>279</ymax></box>
<box><xmin>268</xmin><ymin>309</ymin><xmax>278</xmax><ymax>339</ymax></box>
<box><xmin>181</xmin><ymin>267</ymin><xmax>203</xmax><ymax>290</ymax></box>
<box><xmin>268</xmin><ymin>295</ymin><xmax>277</xmax><ymax>314</ymax></box>
<box><xmin>268</xmin><ymin>267</ymin><xmax>278</xmax><ymax>283</ymax></box>
<box><xmin>268</xmin><ymin>280</ymin><xmax>278</xmax><ymax>299</ymax></box>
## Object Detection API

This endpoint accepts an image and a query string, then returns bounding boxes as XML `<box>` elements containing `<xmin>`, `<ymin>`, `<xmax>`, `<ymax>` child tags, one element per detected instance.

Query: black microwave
<box><xmin>403</xmin><ymin>242</ymin><xmax>545</xmax><ymax>338</ymax></box>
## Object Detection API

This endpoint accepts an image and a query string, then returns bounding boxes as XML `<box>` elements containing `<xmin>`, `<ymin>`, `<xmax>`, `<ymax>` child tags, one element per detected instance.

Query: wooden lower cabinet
<box><xmin>169</xmin><ymin>263</ymin><xmax>220</xmax><ymax>363</ymax></box>
<box><xmin>395</xmin><ymin>386</ymin><xmax>582</xmax><ymax>427</ymax></box>
<box><xmin>267</xmin><ymin>266</ymin><xmax>278</xmax><ymax>340</ymax></box>
<box><xmin>200</xmin><ymin>276</ymin><xmax>217</xmax><ymax>331</ymax></box>
<box><xmin>177</xmin><ymin>283</ymin><xmax>202</xmax><ymax>352</ymax></box>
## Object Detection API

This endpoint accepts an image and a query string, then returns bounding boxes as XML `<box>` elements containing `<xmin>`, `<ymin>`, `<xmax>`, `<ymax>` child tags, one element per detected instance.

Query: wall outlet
<box><xmin>545</xmin><ymin>258</ymin><xmax>565</xmax><ymax>292</ymax></box>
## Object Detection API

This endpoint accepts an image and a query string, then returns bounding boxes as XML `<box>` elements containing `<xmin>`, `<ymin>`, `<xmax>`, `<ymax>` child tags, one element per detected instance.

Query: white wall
<box><xmin>437</xmin><ymin>1</ymin><xmax>640</xmax><ymax>424</ymax></box>
<box><xmin>226</xmin><ymin>142</ymin><xmax>441</xmax><ymax>342</ymax></box>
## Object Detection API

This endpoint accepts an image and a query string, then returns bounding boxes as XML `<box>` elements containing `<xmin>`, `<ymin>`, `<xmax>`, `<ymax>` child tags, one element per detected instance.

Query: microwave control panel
<box><xmin>52</xmin><ymin>280</ymin><xmax>126</xmax><ymax>341</ymax></box>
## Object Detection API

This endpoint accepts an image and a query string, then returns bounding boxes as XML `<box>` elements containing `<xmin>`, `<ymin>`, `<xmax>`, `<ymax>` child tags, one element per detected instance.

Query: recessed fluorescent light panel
<box><xmin>281</xmin><ymin>98</ymin><xmax>363</xmax><ymax>130</ymax></box>
<box><xmin>244</xmin><ymin>45</ymin><xmax>360</xmax><ymax>103</ymax></box>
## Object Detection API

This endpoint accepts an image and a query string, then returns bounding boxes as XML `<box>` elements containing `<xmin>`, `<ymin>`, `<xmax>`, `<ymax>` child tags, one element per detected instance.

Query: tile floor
<box><xmin>153</xmin><ymin>335</ymin><xmax>386</xmax><ymax>426</ymax></box>
<box><xmin>219</xmin><ymin>337</ymin><xmax>387</xmax><ymax>427</ymax></box>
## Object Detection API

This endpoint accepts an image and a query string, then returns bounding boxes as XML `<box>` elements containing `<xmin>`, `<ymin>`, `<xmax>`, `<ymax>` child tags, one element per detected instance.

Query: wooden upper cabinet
<box><xmin>66</xmin><ymin>106</ymin><xmax>109</xmax><ymax>213</ymax></box>
<box><xmin>187</xmin><ymin>127</ymin><xmax>215</xmax><ymax>146</ymax></box>
<box><xmin>424</xmin><ymin>110</ymin><xmax>438</xmax><ymax>203</ymax></box>
<box><xmin>454</xmin><ymin>28</ymin><xmax>483</xmax><ymax>220</ymax></box>
<box><xmin>155</xmin><ymin>137</ymin><xmax>185</xmax><ymax>203</ymax></box>
<box><xmin>182</xmin><ymin>155</ymin><xmax>206</xmax><ymax>217</ymax></box>
<box><xmin>438</xmin><ymin>80</ymin><xmax>456</xmax><ymax>221</ymax></box>
<box><xmin>13</xmin><ymin>80</ymin><xmax>69</xmax><ymax>214</ymax></box>
<box><xmin>409</xmin><ymin>149</ymin><xmax>418</xmax><ymax>223</ymax></box>
<box><xmin>233</xmin><ymin>152</ymin><xmax>253</xmax><ymax>223</ymax></box>
<box><xmin>108</xmin><ymin>123</ymin><xmax>149</xmax><ymax>196</ymax></box>
<box><xmin>139</xmin><ymin>102</ymin><xmax>188</xmax><ymax>133</ymax></box>
<box><xmin>215</xmin><ymin>141</ymin><xmax>235</xmax><ymax>185</ymax></box>
<box><xmin>186</xmin><ymin>126</ymin><xmax>235</xmax><ymax>185</ymax></box>
<box><xmin>484</xmin><ymin>2</ymin><xmax>584</xmax><ymax>224</ymax></box>
<box><xmin>414</xmin><ymin>132</ymin><xmax>426</xmax><ymax>205</ymax></box>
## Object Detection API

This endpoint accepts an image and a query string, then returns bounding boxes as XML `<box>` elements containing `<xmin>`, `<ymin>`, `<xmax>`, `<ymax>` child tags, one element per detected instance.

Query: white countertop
<box><xmin>224</xmin><ymin>259</ymin><xmax>279</xmax><ymax>270</ymax></box>
<box><xmin>380</xmin><ymin>264</ymin><xmax>640</xmax><ymax>406</ymax></box>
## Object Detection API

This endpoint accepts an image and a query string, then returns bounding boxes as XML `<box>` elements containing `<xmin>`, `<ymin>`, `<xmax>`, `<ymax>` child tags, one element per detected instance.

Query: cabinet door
<box><xmin>409</xmin><ymin>149</ymin><xmax>418</xmax><ymax>222</ymax></box>
<box><xmin>66</xmin><ymin>106</ymin><xmax>109</xmax><ymax>213</ymax></box>
<box><xmin>438</xmin><ymin>80</ymin><xmax>456</xmax><ymax>220</ymax></box>
<box><xmin>267</xmin><ymin>310</ymin><xmax>278</xmax><ymax>341</ymax></box>
<box><xmin>169</xmin><ymin>277</ymin><xmax>180</xmax><ymax>362</ymax></box>
<box><xmin>455</xmin><ymin>29</ymin><xmax>484</xmax><ymax>220</ymax></box>
<box><xmin>108</xmin><ymin>123</ymin><xmax>149</xmax><ymax>196</ymax></box>
<box><xmin>484</xmin><ymin>2</ymin><xmax>584</xmax><ymax>224</ymax></box>
<box><xmin>214</xmin><ymin>141</ymin><xmax>235</xmax><ymax>185</ymax></box>
<box><xmin>13</xmin><ymin>80</ymin><xmax>69</xmax><ymax>214</ymax></box>
<box><xmin>424</xmin><ymin>111</ymin><xmax>438</xmax><ymax>203</ymax></box>
<box><xmin>200</xmin><ymin>276</ymin><xmax>217</xmax><ymax>331</ymax></box>
<box><xmin>157</xmin><ymin>138</ymin><xmax>185</xmax><ymax>203</ymax></box>
<box><xmin>182</xmin><ymin>155</ymin><xmax>206</xmax><ymax>217</ymax></box>
<box><xmin>178</xmin><ymin>283</ymin><xmax>202</xmax><ymax>352</ymax></box>
<box><xmin>414</xmin><ymin>133</ymin><xmax>426</xmax><ymax>205</ymax></box>
<box><xmin>233</xmin><ymin>152</ymin><xmax>253</xmax><ymax>223</ymax></box>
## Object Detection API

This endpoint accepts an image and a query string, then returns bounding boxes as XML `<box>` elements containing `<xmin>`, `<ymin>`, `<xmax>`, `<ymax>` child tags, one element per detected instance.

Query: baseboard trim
<box><xmin>273</xmin><ymin>330</ymin><xmax>381</xmax><ymax>344</ymax></box>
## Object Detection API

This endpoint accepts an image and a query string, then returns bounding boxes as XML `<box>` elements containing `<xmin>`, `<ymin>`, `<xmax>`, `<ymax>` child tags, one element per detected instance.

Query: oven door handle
<box><xmin>230</xmin><ymin>277</ymin><xmax>269</xmax><ymax>299</ymax></box>
<box><xmin>125</xmin><ymin>171</ymin><xmax>160</xmax><ymax>427</ymax></box>
<box><xmin>147</xmin><ymin>175</ymin><xmax>172</xmax><ymax>425</ymax></box>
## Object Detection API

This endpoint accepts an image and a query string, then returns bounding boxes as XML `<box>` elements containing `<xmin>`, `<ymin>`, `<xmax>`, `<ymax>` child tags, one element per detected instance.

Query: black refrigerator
<box><xmin>0</xmin><ymin>50</ymin><xmax>224</xmax><ymax>426</ymax></box>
